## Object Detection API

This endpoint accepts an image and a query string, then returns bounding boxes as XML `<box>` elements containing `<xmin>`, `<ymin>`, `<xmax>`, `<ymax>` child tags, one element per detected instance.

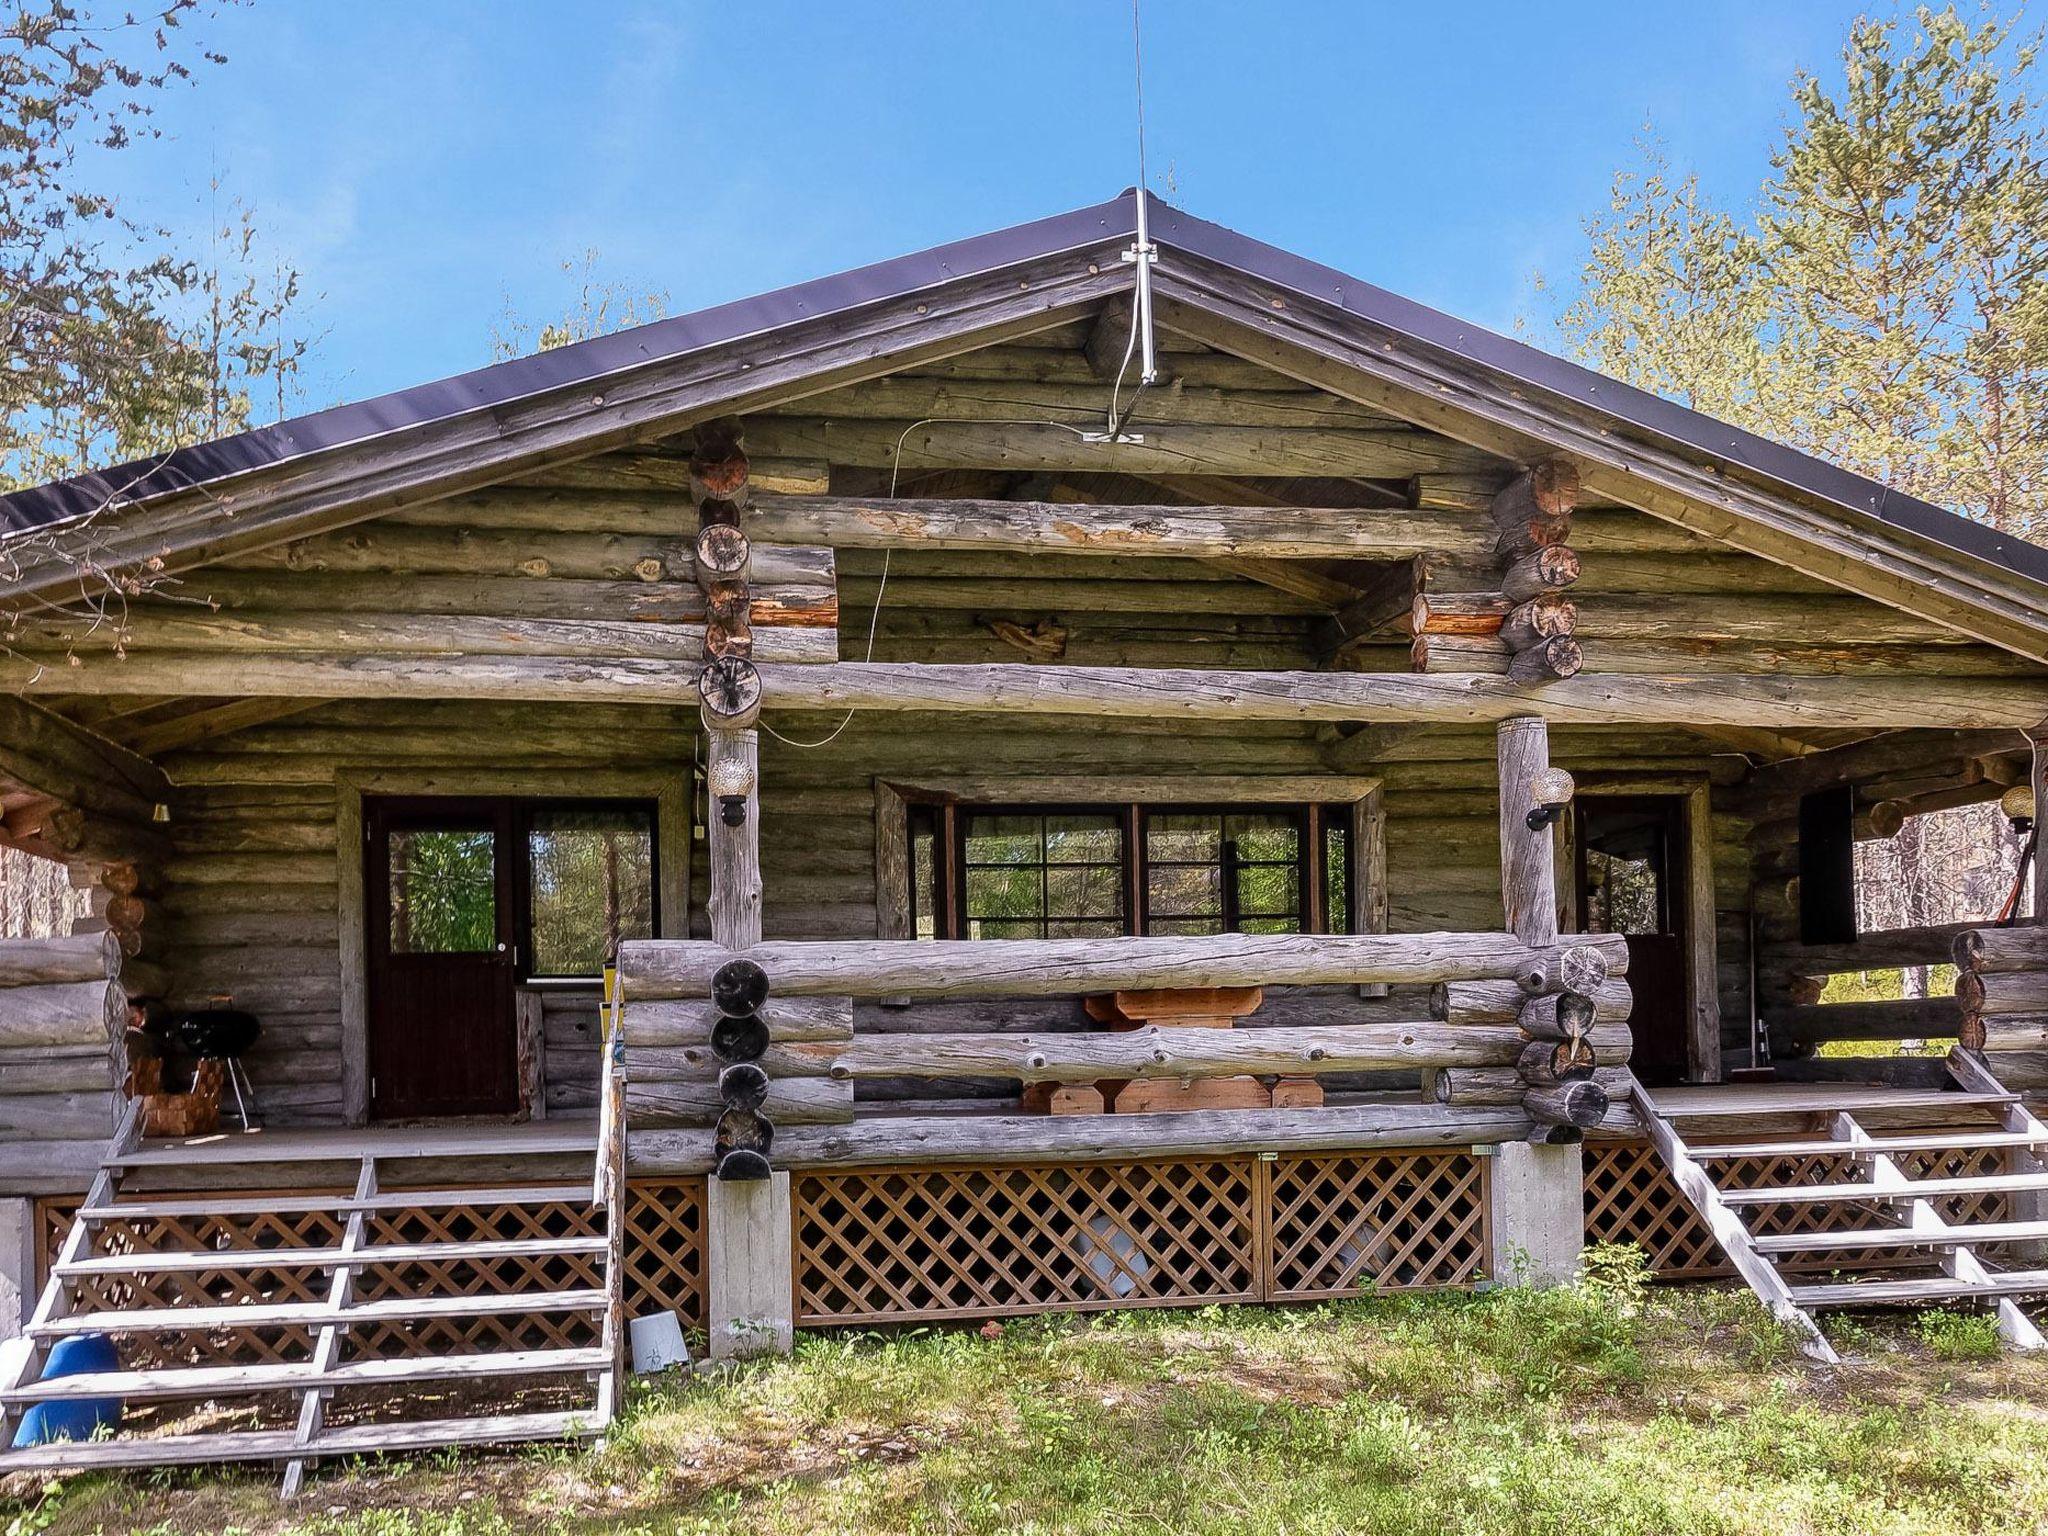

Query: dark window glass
<box><xmin>1324</xmin><ymin>811</ymin><xmax>1351</xmax><ymax>934</ymax></box>
<box><xmin>526</xmin><ymin>807</ymin><xmax>655</xmax><ymax>976</ymax></box>
<box><xmin>388</xmin><ymin>830</ymin><xmax>496</xmax><ymax>953</ymax></box>
<box><xmin>961</xmin><ymin>810</ymin><xmax>1123</xmax><ymax>939</ymax></box>
<box><xmin>1144</xmin><ymin>810</ymin><xmax>1305</xmax><ymax>935</ymax></box>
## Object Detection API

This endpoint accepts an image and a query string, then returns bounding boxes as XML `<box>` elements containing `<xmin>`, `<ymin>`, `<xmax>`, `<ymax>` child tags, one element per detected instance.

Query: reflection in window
<box><xmin>1145</xmin><ymin>811</ymin><xmax>1304</xmax><ymax>935</ymax></box>
<box><xmin>1324</xmin><ymin>812</ymin><xmax>1352</xmax><ymax>934</ymax></box>
<box><xmin>1584</xmin><ymin>847</ymin><xmax>1663</xmax><ymax>935</ymax></box>
<box><xmin>961</xmin><ymin>812</ymin><xmax>1123</xmax><ymax>939</ymax></box>
<box><xmin>527</xmin><ymin>807</ymin><xmax>655</xmax><ymax>975</ymax></box>
<box><xmin>389</xmin><ymin>830</ymin><xmax>496</xmax><ymax>953</ymax></box>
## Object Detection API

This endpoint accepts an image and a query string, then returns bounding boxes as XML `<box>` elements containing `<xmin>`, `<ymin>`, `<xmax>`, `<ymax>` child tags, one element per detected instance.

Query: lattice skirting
<box><xmin>1583</xmin><ymin>1138</ymin><xmax>2014</xmax><ymax>1279</ymax></box>
<box><xmin>792</xmin><ymin>1150</ymin><xmax>1490</xmax><ymax>1326</ymax></box>
<box><xmin>37</xmin><ymin>1177</ymin><xmax>707</xmax><ymax>1365</ymax></box>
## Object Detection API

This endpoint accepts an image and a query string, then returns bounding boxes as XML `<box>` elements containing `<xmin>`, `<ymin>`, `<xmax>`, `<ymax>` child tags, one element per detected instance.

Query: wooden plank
<box><xmin>0</xmin><ymin>1409</ymin><xmax>599</xmax><ymax>1473</ymax></box>
<box><xmin>33</xmin><ymin>1287</ymin><xmax>608</xmax><ymax>1337</ymax></box>
<box><xmin>1701</xmin><ymin>1130</ymin><xmax>2048</xmax><ymax>1159</ymax></box>
<box><xmin>56</xmin><ymin>1234</ymin><xmax>607</xmax><ymax>1277</ymax></box>
<box><xmin>1753</xmin><ymin>1220</ymin><xmax>2048</xmax><ymax>1254</ymax></box>
<box><xmin>8</xmin><ymin>1347</ymin><xmax>610</xmax><ymax>1404</ymax></box>
<box><xmin>1787</xmin><ymin>1270</ymin><xmax>2048</xmax><ymax>1306</ymax></box>
<box><xmin>1720</xmin><ymin>1171</ymin><xmax>2048</xmax><ymax>1206</ymax></box>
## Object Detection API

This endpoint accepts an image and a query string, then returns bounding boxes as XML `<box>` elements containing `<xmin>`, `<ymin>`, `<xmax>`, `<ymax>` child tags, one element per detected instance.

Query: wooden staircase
<box><xmin>0</xmin><ymin>1103</ymin><xmax>626</xmax><ymax>1493</ymax></box>
<box><xmin>1635</xmin><ymin>1053</ymin><xmax>2048</xmax><ymax>1364</ymax></box>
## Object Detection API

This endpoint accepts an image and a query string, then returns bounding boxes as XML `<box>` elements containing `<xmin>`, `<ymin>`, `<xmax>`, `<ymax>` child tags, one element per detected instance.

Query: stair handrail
<box><xmin>595</xmin><ymin>966</ymin><xmax>628</xmax><ymax>1414</ymax></box>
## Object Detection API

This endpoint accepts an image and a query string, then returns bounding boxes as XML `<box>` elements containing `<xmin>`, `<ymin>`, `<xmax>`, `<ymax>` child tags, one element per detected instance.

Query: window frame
<box><xmin>886</xmin><ymin>784</ymin><xmax>1379</xmax><ymax>944</ymax></box>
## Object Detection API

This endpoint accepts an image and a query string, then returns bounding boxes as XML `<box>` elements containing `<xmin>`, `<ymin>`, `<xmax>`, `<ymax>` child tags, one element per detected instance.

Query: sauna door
<box><xmin>364</xmin><ymin>797</ymin><xmax>519</xmax><ymax>1119</ymax></box>
<box><xmin>1573</xmin><ymin>796</ymin><xmax>1692</xmax><ymax>1087</ymax></box>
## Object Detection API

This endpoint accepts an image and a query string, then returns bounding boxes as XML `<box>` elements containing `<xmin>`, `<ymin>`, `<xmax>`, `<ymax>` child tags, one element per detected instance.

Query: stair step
<box><xmin>4</xmin><ymin>1347</ymin><xmax>609</xmax><ymax>1404</ymax></box>
<box><xmin>1662</xmin><ymin>1089</ymin><xmax>2015</xmax><ymax>1121</ymax></box>
<box><xmin>78</xmin><ymin>1184</ymin><xmax>599</xmax><ymax>1222</ymax></box>
<box><xmin>55</xmin><ymin>1235</ymin><xmax>605</xmax><ymax>1279</ymax></box>
<box><xmin>1787</xmin><ymin>1269</ymin><xmax>2048</xmax><ymax>1308</ymax></box>
<box><xmin>1700</xmin><ymin>1130</ymin><xmax>2048</xmax><ymax>1160</ymax></box>
<box><xmin>1721</xmin><ymin>1171</ymin><xmax>2048</xmax><ymax>1207</ymax></box>
<box><xmin>0</xmin><ymin>1408</ymin><xmax>600</xmax><ymax>1474</ymax></box>
<box><xmin>1754</xmin><ymin>1220</ymin><xmax>2048</xmax><ymax>1255</ymax></box>
<box><xmin>31</xmin><ymin>1286</ymin><xmax>609</xmax><ymax>1338</ymax></box>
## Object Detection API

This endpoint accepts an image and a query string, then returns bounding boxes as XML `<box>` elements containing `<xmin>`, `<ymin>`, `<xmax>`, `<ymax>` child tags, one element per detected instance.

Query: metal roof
<box><xmin>6</xmin><ymin>188</ymin><xmax>2044</xmax><ymax>589</ymax></box>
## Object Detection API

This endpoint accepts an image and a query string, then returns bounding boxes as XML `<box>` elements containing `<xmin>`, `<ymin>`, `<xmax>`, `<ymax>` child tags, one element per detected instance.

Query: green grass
<box><xmin>13</xmin><ymin>1259</ymin><xmax>2048</xmax><ymax>1536</ymax></box>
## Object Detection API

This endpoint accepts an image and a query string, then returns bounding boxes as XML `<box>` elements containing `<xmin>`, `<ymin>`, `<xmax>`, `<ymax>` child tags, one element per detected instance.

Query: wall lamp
<box><xmin>2001</xmin><ymin>784</ymin><xmax>2036</xmax><ymax>836</ymax></box>
<box><xmin>709</xmin><ymin>755</ymin><xmax>755</xmax><ymax>827</ymax></box>
<box><xmin>1526</xmin><ymin>767</ymin><xmax>1577</xmax><ymax>832</ymax></box>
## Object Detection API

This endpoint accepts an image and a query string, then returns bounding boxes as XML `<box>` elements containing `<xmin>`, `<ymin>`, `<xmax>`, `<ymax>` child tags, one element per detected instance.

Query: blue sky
<box><xmin>94</xmin><ymin>1</ymin><xmax>1906</xmax><ymax>413</ymax></box>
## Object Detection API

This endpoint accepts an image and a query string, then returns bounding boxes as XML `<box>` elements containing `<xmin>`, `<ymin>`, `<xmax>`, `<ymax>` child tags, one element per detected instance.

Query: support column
<box><xmin>0</xmin><ymin>1197</ymin><xmax>35</xmax><ymax>1342</ymax></box>
<box><xmin>1490</xmin><ymin>715</ymin><xmax>1586</xmax><ymax>1286</ymax></box>
<box><xmin>705</xmin><ymin>1169</ymin><xmax>793</xmax><ymax>1358</ymax></box>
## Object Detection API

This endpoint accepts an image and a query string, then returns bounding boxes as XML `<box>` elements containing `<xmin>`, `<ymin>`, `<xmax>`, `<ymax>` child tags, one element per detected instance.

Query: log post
<box><xmin>689</xmin><ymin>419</ymin><xmax>791</xmax><ymax>1355</ymax></box>
<box><xmin>1489</xmin><ymin>715</ymin><xmax>1585</xmax><ymax>1285</ymax></box>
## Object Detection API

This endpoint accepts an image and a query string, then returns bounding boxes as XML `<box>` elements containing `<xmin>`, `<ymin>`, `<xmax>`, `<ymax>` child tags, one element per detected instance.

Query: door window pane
<box><xmin>961</xmin><ymin>811</ymin><xmax>1123</xmax><ymax>939</ymax></box>
<box><xmin>527</xmin><ymin>807</ymin><xmax>655</xmax><ymax>976</ymax></box>
<box><xmin>389</xmin><ymin>830</ymin><xmax>496</xmax><ymax>953</ymax></box>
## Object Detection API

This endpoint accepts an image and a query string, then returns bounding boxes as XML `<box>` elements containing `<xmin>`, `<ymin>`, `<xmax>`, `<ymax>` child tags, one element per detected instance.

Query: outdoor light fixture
<box><xmin>2002</xmin><ymin>784</ymin><xmax>2037</xmax><ymax>835</ymax></box>
<box><xmin>708</xmin><ymin>755</ymin><xmax>754</xmax><ymax>827</ymax></box>
<box><xmin>1526</xmin><ymin>767</ymin><xmax>1577</xmax><ymax>832</ymax></box>
<box><xmin>150</xmin><ymin>803</ymin><xmax>171</xmax><ymax>824</ymax></box>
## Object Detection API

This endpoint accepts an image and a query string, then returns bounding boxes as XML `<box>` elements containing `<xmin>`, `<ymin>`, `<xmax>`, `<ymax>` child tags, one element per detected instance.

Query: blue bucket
<box><xmin>12</xmin><ymin>1334</ymin><xmax>121</xmax><ymax>1448</ymax></box>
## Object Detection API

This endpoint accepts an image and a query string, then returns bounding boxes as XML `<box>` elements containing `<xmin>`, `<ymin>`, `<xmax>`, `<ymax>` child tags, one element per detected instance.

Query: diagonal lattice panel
<box><xmin>622</xmin><ymin>1180</ymin><xmax>707</xmax><ymax>1329</ymax></box>
<box><xmin>1268</xmin><ymin>1151</ymin><xmax>1487</xmax><ymax>1297</ymax></box>
<box><xmin>793</xmin><ymin>1159</ymin><xmax>1261</xmax><ymax>1325</ymax></box>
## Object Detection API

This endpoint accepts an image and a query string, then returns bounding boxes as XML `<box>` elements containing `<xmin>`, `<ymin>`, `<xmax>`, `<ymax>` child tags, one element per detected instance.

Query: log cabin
<box><xmin>3</xmin><ymin>187</ymin><xmax>2048</xmax><ymax>1481</ymax></box>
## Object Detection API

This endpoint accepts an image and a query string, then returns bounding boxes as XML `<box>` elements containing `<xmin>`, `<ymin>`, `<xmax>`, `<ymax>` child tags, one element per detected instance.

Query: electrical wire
<box><xmin>757</xmin><ymin>416</ymin><xmax>1104</xmax><ymax>750</ymax></box>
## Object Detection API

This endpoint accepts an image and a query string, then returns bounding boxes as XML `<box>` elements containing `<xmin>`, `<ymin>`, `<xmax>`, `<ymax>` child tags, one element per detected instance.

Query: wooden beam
<box><xmin>617</xmin><ymin>930</ymin><xmax>1630</xmax><ymax>1000</ymax></box>
<box><xmin>122</xmin><ymin>698</ymin><xmax>328</xmax><ymax>757</ymax></box>
<box><xmin>739</xmin><ymin>416</ymin><xmax>1499</xmax><ymax>480</ymax></box>
<box><xmin>629</xmin><ymin>1103</ymin><xmax>1532</xmax><ymax>1174</ymax></box>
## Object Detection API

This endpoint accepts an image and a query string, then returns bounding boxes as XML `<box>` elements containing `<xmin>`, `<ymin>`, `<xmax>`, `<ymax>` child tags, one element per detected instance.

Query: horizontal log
<box><xmin>626</xmin><ymin>1102</ymin><xmax>1532</xmax><ymax>1173</ymax></box>
<box><xmin>0</xmin><ymin>933</ymin><xmax>119</xmax><ymax>988</ymax></box>
<box><xmin>0</xmin><ymin>1091</ymin><xmax>120</xmax><ymax>1142</ymax></box>
<box><xmin>617</xmin><ymin>932</ymin><xmax>1631</xmax><ymax>1001</ymax></box>
<box><xmin>0</xmin><ymin>1050</ymin><xmax>116</xmax><ymax>1096</ymax></box>
<box><xmin>622</xmin><ymin>996</ymin><xmax>854</xmax><ymax>1049</ymax></box>
<box><xmin>1955</xmin><ymin>970</ymin><xmax>2048</xmax><ymax>1017</ymax></box>
<box><xmin>830</xmin><ymin>1021</ymin><xmax>1541</xmax><ymax>1083</ymax></box>
<box><xmin>625</xmin><ymin>1075</ymin><xmax>853</xmax><ymax>1127</ymax></box>
<box><xmin>1500</xmin><ymin>547</ymin><xmax>1581</xmax><ymax>604</ymax></box>
<box><xmin>1954</xmin><ymin>927</ymin><xmax>2048</xmax><ymax>974</ymax></box>
<box><xmin>1965</xmin><ymin>1016</ymin><xmax>2048</xmax><ymax>1052</ymax></box>
<box><xmin>0</xmin><ymin>980</ymin><xmax>124</xmax><ymax>1048</ymax></box>
<box><xmin>1431</xmin><ymin>1066</ymin><xmax>1524</xmax><ymax>1105</ymax></box>
<box><xmin>1525</xmin><ymin>1078</ymin><xmax>1609</xmax><ymax>1129</ymax></box>
<box><xmin>1770</xmin><ymin>996</ymin><xmax>1958</xmax><ymax>1045</ymax></box>
<box><xmin>746</xmin><ymin>494</ymin><xmax>1495</xmax><ymax>561</ymax></box>
<box><xmin>1430</xmin><ymin>977</ymin><xmax>1632</xmax><ymax>1028</ymax></box>
<box><xmin>630</xmin><ymin>1041</ymin><xmax>841</xmax><ymax>1081</ymax></box>
<box><xmin>8</xmin><ymin>610</ymin><xmax>838</xmax><ymax>662</ymax></box>
<box><xmin>1519</xmin><ymin>944</ymin><xmax>1614</xmax><ymax>997</ymax></box>
<box><xmin>1756</xmin><ymin>922</ymin><xmax>1982</xmax><ymax>982</ymax></box>
<box><xmin>752</xmin><ymin>376</ymin><xmax>1409</xmax><ymax>432</ymax></box>
<box><xmin>17</xmin><ymin>652</ymin><xmax>2046</xmax><ymax>730</ymax></box>
<box><xmin>739</xmin><ymin>415</ymin><xmax>1495</xmax><ymax>479</ymax></box>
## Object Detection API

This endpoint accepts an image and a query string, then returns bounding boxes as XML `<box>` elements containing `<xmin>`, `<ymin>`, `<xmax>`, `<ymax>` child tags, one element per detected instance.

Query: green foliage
<box><xmin>1556</xmin><ymin>6</ymin><xmax>2048</xmax><ymax>538</ymax></box>
<box><xmin>388</xmin><ymin>830</ymin><xmax>495</xmax><ymax>953</ymax></box>
<box><xmin>1914</xmin><ymin>1307</ymin><xmax>2003</xmax><ymax>1360</ymax></box>
<box><xmin>2</xmin><ymin>5</ymin><xmax>310</xmax><ymax>493</ymax></box>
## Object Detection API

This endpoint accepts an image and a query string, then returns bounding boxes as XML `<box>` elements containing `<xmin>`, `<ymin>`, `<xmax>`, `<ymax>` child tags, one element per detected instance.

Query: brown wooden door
<box><xmin>365</xmin><ymin>797</ymin><xmax>519</xmax><ymax>1119</ymax></box>
<box><xmin>1574</xmin><ymin>796</ymin><xmax>1693</xmax><ymax>1087</ymax></box>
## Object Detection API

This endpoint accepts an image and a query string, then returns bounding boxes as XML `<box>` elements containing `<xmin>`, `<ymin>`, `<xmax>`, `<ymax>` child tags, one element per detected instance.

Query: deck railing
<box><xmin>614</xmin><ymin>930</ymin><xmax>1632</xmax><ymax>1174</ymax></box>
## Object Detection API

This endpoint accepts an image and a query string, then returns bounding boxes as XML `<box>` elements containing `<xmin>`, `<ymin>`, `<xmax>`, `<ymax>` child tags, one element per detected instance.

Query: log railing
<box><xmin>1754</xmin><ymin>922</ymin><xmax>1971</xmax><ymax>1051</ymax></box>
<box><xmin>1954</xmin><ymin>926</ymin><xmax>2048</xmax><ymax>1054</ymax></box>
<box><xmin>615</xmin><ymin>929</ymin><xmax>1631</xmax><ymax>1170</ymax></box>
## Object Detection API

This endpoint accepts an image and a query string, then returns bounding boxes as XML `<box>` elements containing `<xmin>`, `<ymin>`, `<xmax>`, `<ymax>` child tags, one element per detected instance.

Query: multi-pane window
<box><xmin>913</xmin><ymin>801</ymin><xmax>1355</xmax><ymax>941</ymax></box>
<box><xmin>1145</xmin><ymin>811</ymin><xmax>1304</xmax><ymax>935</ymax></box>
<box><xmin>525</xmin><ymin>805</ymin><xmax>657</xmax><ymax>977</ymax></box>
<box><xmin>961</xmin><ymin>811</ymin><xmax>1125</xmax><ymax>938</ymax></box>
